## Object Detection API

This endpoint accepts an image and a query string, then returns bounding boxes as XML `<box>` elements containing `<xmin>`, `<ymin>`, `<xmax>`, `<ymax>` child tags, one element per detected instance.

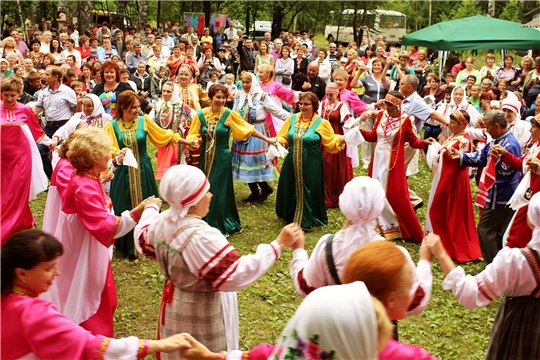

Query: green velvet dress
<box><xmin>276</xmin><ymin>114</ymin><xmax>328</xmax><ymax>229</ymax></box>
<box><xmin>109</xmin><ymin>116</ymin><xmax>158</xmax><ymax>257</ymax></box>
<box><xmin>197</xmin><ymin>109</ymin><xmax>243</xmax><ymax>236</ymax></box>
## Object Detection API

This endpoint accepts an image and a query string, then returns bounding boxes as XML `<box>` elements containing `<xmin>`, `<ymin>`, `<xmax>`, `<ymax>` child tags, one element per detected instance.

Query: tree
<box><xmin>499</xmin><ymin>0</ymin><xmax>520</xmax><ymax>22</ymax></box>
<box><xmin>138</xmin><ymin>0</ymin><xmax>148</xmax><ymax>28</ymax></box>
<box><xmin>77</xmin><ymin>0</ymin><xmax>94</xmax><ymax>35</ymax></box>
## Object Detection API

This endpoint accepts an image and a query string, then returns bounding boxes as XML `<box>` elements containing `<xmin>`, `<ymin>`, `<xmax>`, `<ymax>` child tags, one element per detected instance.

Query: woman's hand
<box><xmin>490</xmin><ymin>144</ymin><xmax>507</xmax><ymax>158</ymax></box>
<box><xmin>276</xmin><ymin>223</ymin><xmax>305</xmax><ymax>250</ymax></box>
<box><xmin>528</xmin><ymin>158</ymin><xmax>540</xmax><ymax>174</ymax></box>
<box><xmin>424</xmin><ymin>137</ymin><xmax>435</xmax><ymax>146</ymax></box>
<box><xmin>135</xmin><ymin>196</ymin><xmax>163</xmax><ymax>215</ymax></box>
<box><xmin>151</xmin><ymin>333</ymin><xmax>193</xmax><ymax>354</ymax></box>
<box><xmin>267</xmin><ymin>137</ymin><xmax>278</xmax><ymax>147</ymax></box>
<box><xmin>179</xmin><ymin>334</ymin><xmax>215</xmax><ymax>360</ymax></box>
<box><xmin>187</xmin><ymin>139</ymin><xmax>200</xmax><ymax>150</ymax></box>
<box><xmin>446</xmin><ymin>147</ymin><xmax>460</xmax><ymax>160</ymax></box>
<box><xmin>100</xmin><ymin>166</ymin><xmax>115</xmax><ymax>183</ymax></box>
<box><xmin>423</xmin><ymin>234</ymin><xmax>447</xmax><ymax>260</ymax></box>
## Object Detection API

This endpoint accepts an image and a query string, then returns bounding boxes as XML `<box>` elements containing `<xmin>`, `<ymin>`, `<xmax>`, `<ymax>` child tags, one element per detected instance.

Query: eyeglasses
<box><xmin>298</xmin><ymin>102</ymin><xmax>312</xmax><ymax>107</ymax></box>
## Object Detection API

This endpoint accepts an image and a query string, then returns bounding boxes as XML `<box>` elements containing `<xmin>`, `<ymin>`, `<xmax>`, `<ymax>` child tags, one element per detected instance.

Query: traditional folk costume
<box><xmin>0</xmin><ymin>101</ymin><xmax>48</xmax><ymax>244</ymax></box>
<box><xmin>360</xmin><ymin>95</ymin><xmax>427</xmax><ymax>242</ymax></box>
<box><xmin>459</xmin><ymin>129</ymin><xmax>521</xmax><ymax>264</ymax></box>
<box><xmin>501</xmin><ymin>138</ymin><xmax>540</xmax><ymax>248</ymax></box>
<box><xmin>318</xmin><ymin>89</ymin><xmax>352</xmax><ymax>208</ymax></box>
<box><xmin>232</xmin><ymin>73</ymin><xmax>290</xmax><ymax>200</ymax></box>
<box><xmin>290</xmin><ymin>176</ymin><xmax>432</xmax><ymax>316</ymax></box>
<box><xmin>104</xmin><ymin>115</ymin><xmax>180</xmax><ymax>258</ymax></box>
<box><xmin>41</xmin><ymin>158</ymin><xmax>75</xmax><ymax>236</ymax></box>
<box><xmin>426</xmin><ymin>111</ymin><xmax>481</xmax><ymax>263</ymax></box>
<box><xmin>151</xmin><ymin>84</ymin><xmax>195</xmax><ymax>179</ymax></box>
<box><xmin>442</xmin><ymin>193</ymin><xmax>540</xmax><ymax>360</ymax></box>
<box><xmin>187</xmin><ymin>107</ymin><xmax>255</xmax><ymax>236</ymax></box>
<box><xmin>337</xmin><ymin>88</ymin><xmax>367</xmax><ymax>169</ymax></box>
<box><xmin>2</xmin><ymin>285</ymin><xmax>152</xmax><ymax>359</ymax></box>
<box><xmin>42</xmin><ymin>171</ymin><xmax>150</xmax><ymax>337</ymax></box>
<box><xmin>260</xmin><ymin>80</ymin><xmax>299</xmax><ymax>137</ymax></box>
<box><xmin>502</xmin><ymin>98</ymin><xmax>531</xmax><ymax>154</ymax></box>
<box><xmin>275</xmin><ymin>114</ymin><xmax>345</xmax><ymax>230</ymax></box>
<box><xmin>176</xmin><ymin>64</ymin><xmax>211</xmax><ymax>167</ymax></box>
<box><xmin>134</xmin><ymin>165</ymin><xmax>283</xmax><ymax>357</ymax></box>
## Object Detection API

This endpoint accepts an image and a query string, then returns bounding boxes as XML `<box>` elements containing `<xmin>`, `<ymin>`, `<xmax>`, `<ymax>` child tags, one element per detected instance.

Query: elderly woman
<box><xmin>426</xmin><ymin>192</ymin><xmax>540</xmax><ymax>360</ymax></box>
<box><xmin>258</xmin><ymin>63</ymin><xmax>300</xmax><ymax>136</ymax></box>
<box><xmin>92</xmin><ymin>60</ymin><xmax>133</xmax><ymax>117</ymax></box>
<box><xmin>1</xmin><ymin>229</ymin><xmax>194</xmax><ymax>359</ymax></box>
<box><xmin>134</xmin><ymin>164</ymin><xmax>302</xmax><ymax>356</ymax></box>
<box><xmin>426</xmin><ymin>110</ymin><xmax>481</xmax><ymax>263</ymax></box>
<box><xmin>232</xmin><ymin>72</ymin><xmax>290</xmax><ymax>203</ymax></box>
<box><xmin>275</xmin><ymin>92</ymin><xmax>346</xmax><ymax>230</ymax></box>
<box><xmin>523</xmin><ymin>57</ymin><xmax>540</xmax><ymax>108</ymax></box>
<box><xmin>103</xmin><ymin>90</ymin><xmax>180</xmax><ymax>259</ymax></box>
<box><xmin>359</xmin><ymin>92</ymin><xmax>434</xmax><ymax>242</ymax></box>
<box><xmin>0</xmin><ymin>58</ymin><xmax>13</xmax><ymax>78</ymax></box>
<box><xmin>0</xmin><ymin>77</ymin><xmax>49</xmax><ymax>244</ymax></box>
<box><xmin>41</xmin><ymin>127</ymin><xmax>161</xmax><ymax>337</ymax></box>
<box><xmin>187</xmin><ymin>84</ymin><xmax>277</xmax><ymax>236</ymax></box>
<box><xmin>150</xmin><ymin>81</ymin><xmax>198</xmax><ymax>178</ymax></box>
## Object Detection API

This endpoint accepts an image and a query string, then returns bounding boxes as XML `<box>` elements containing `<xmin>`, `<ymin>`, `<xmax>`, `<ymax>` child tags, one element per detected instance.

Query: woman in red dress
<box><xmin>359</xmin><ymin>91</ymin><xmax>434</xmax><ymax>242</ymax></box>
<box><xmin>426</xmin><ymin>110</ymin><xmax>481</xmax><ymax>262</ymax></box>
<box><xmin>492</xmin><ymin>113</ymin><xmax>540</xmax><ymax>248</ymax></box>
<box><xmin>319</xmin><ymin>83</ymin><xmax>352</xmax><ymax>208</ymax></box>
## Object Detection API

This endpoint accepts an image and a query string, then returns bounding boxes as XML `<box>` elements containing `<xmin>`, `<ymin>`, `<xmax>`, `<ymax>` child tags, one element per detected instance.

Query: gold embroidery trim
<box><xmin>97</xmin><ymin>337</ymin><xmax>110</xmax><ymax>360</ymax></box>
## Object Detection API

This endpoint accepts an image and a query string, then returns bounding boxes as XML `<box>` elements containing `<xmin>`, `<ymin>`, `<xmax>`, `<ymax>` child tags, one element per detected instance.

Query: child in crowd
<box><xmin>205</xmin><ymin>71</ymin><xmax>220</xmax><ymax>91</ymax></box>
<box><xmin>469</xmin><ymin>84</ymin><xmax>481</xmax><ymax>112</ymax></box>
<box><xmin>224</xmin><ymin>73</ymin><xmax>236</xmax><ymax>109</ymax></box>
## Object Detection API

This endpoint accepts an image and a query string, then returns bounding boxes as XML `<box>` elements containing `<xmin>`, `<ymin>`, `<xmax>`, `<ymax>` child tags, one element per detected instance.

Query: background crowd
<box><xmin>1</xmin><ymin>15</ymin><xmax>540</xmax><ymax>360</ymax></box>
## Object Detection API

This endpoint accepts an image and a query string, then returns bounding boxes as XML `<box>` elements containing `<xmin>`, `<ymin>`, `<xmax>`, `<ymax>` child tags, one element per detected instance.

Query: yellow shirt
<box><xmin>276</xmin><ymin>114</ymin><xmax>345</xmax><ymax>154</ymax></box>
<box><xmin>186</xmin><ymin>107</ymin><xmax>255</xmax><ymax>143</ymax></box>
<box><xmin>104</xmin><ymin>114</ymin><xmax>181</xmax><ymax>153</ymax></box>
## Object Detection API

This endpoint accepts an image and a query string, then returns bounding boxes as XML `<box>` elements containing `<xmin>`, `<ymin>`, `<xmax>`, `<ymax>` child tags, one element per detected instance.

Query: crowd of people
<box><xmin>1</xmin><ymin>16</ymin><xmax>540</xmax><ymax>360</ymax></box>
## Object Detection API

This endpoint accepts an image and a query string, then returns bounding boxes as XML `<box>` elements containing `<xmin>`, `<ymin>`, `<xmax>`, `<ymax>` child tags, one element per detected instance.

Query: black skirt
<box><xmin>486</xmin><ymin>295</ymin><xmax>540</xmax><ymax>359</ymax></box>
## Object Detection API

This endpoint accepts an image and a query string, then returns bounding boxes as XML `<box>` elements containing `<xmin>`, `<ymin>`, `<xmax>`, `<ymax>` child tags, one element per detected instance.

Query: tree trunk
<box><xmin>203</xmin><ymin>1</ymin><xmax>211</xmax><ymax>27</ymax></box>
<box><xmin>138</xmin><ymin>0</ymin><xmax>148</xmax><ymax>28</ymax></box>
<box><xmin>115</xmin><ymin>1</ymin><xmax>126</xmax><ymax>30</ymax></box>
<box><xmin>32</xmin><ymin>0</ymin><xmax>40</xmax><ymax>25</ymax></box>
<box><xmin>157</xmin><ymin>0</ymin><xmax>161</xmax><ymax>29</ymax></box>
<box><xmin>77</xmin><ymin>0</ymin><xmax>94</xmax><ymax>35</ymax></box>
<box><xmin>271</xmin><ymin>1</ymin><xmax>284</xmax><ymax>39</ymax></box>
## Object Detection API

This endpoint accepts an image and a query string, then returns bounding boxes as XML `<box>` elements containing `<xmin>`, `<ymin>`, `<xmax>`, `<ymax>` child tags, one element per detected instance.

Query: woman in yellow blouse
<box><xmin>276</xmin><ymin>92</ymin><xmax>346</xmax><ymax>230</ymax></box>
<box><xmin>104</xmin><ymin>90</ymin><xmax>195</xmax><ymax>259</ymax></box>
<box><xmin>187</xmin><ymin>84</ymin><xmax>277</xmax><ymax>236</ymax></box>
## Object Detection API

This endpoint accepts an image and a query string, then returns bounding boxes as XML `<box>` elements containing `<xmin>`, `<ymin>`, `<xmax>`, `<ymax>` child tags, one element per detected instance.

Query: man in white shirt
<box><xmin>67</xmin><ymin>25</ymin><xmax>79</xmax><ymax>47</ymax></box>
<box><xmin>162</xmin><ymin>28</ymin><xmax>175</xmax><ymax>51</ymax></box>
<box><xmin>224</xmin><ymin>20</ymin><xmax>238</xmax><ymax>42</ymax></box>
<box><xmin>298</xmin><ymin>30</ymin><xmax>312</xmax><ymax>51</ymax></box>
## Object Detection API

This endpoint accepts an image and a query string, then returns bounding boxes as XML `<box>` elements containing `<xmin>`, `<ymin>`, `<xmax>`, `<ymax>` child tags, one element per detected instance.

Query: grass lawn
<box><xmin>29</xmin><ymin>140</ymin><xmax>498</xmax><ymax>360</ymax></box>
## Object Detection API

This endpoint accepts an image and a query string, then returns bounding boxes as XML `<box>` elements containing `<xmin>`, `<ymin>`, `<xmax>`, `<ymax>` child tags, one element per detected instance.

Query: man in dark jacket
<box><xmin>237</xmin><ymin>36</ymin><xmax>258</xmax><ymax>73</ymax></box>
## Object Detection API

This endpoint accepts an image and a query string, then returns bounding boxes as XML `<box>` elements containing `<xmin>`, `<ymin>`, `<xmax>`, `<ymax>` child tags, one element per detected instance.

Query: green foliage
<box><xmin>498</xmin><ymin>1</ymin><xmax>521</xmax><ymax>23</ymax></box>
<box><xmin>447</xmin><ymin>0</ymin><xmax>485</xmax><ymax>21</ymax></box>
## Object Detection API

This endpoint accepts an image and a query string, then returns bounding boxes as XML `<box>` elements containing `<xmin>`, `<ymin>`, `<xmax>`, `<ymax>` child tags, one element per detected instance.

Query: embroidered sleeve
<box><xmin>134</xmin><ymin>206</ymin><xmax>161</xmax><ymax>259</ymax></box>
<box><xmin>276</xmin><ymin>117</ymin><xmax>292</xmax><ymax>148</ymax></box>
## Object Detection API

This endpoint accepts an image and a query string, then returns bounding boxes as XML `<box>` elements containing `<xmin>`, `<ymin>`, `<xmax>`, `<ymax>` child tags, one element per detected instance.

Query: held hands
<box><xmin>267</xmin><ymin>137</ymin><xmax>278</xmax><ymax>147</ymax></box>
<box><xmin>302</xmin><ymin>81</ymin><xmax>312</xmax><ymax>90</ymax></box>
<box><xmin>187</xmin><ymin>139</ymin><xmax>200</xmax><ymax>150</ymax></box>
<box><xmin>447</xmin><ymin>147</ymin><xmax>460</xmax><ymax>160</ymax></box>
<box><xmin>138</xmin><ymin>195</ymin><xmax>163</xmax><ymax>211</ymax></box>
<box><xmin>423</xmin><ymin>233</ymin><xmax>447</xmax><ymax>260</ymax></box>
<box><xmin>179</xmin><ymin>333</ymin><xmax>215</xmax><ymax>360</ymax></box>
<box><xmin>157</xmin><ymin>333</ymin><xmax>193</xmax><ymax>354</ymax></box>
<box><xmin>424</xmin><ymin>137</ymin><xmax>436</xmax><ymax>146</ymax></box>
<box><xmin>276</xmin><ymin>224</ymin><xmax>305</xmax><ymax>250</ymax></box>
<box><xmin>490</xmin><ymin>144</ymin><xmax>507</xmax><ymax>158</ymax></box>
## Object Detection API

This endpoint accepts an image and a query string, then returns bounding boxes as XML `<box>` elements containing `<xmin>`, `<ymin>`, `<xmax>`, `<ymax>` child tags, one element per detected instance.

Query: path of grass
<box><xmin>30</xmin><ymin>141</ymin><xmax>498</xmax><ymax>360</ymax></box>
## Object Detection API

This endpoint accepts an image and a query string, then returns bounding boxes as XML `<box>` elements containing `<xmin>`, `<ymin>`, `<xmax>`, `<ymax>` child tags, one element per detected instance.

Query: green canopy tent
<box><xmin>402</xmin><ymin>15</ymin><xmax>540</xmax><ymax>50</ymax></box>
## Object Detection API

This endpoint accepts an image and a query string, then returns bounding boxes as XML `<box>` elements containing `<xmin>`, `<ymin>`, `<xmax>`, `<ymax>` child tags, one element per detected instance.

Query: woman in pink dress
<box><xmin>1</xmin><ymin>229</ymin><xmax>193</xmax><ymax>359</ymax></box>
<box><xmin>41</xmin><ymin>127</ymin><xmax>162</xmax><ymax>337</ymax></box>
<box><xmin>426</xmin><ymin>110</ymin><xmax>481</xmax><ymax>263</ymax></box>
<box><xmin>318</xmin><ymin>83</ymin><xmax>352</xmax><ymax>208</ymax></box>
<box><xmin>0</xmin><ymin>77</ymin><xmax>49</xmax><ymax>244</ymax></box>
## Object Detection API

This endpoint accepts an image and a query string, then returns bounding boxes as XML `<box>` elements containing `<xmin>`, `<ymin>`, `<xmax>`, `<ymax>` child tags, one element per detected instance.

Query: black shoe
<box><xmin>257</xmin><ymin>182</ymin><xmax>273</xmax><ymax>203</ymax></box>
<box><xmin>242</xmin><ymin>192</ymin><xmax>260</xmax><ymax>202</ymax></box>
<box><xmin>413</xmin><ymin>201</ymin><xmax>424</xmax><ymax>211</ymax></box>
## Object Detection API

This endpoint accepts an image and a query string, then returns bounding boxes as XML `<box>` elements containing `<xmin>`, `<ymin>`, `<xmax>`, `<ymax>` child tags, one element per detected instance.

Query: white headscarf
<box><xmin>235</xmin><ymin>72</ymin><xmax>263</xmax><ymax>114</ymax></box>
<box><xmin>449</xmin><ymin>86</ymin><xmax>468</xmax><ymax>110</ymax></box>
<box><xmin>159</xmin><ymin>165</ymin><xmax>210</xmax><ymax>222</ymax></box>
<box><xmin>501</xmin><ymin>97</ymin><xmax>521</xmax><ymax>121</ymax></box>
<box><xmin>527</xmin><ymin>192</ymin><xmax>540</xmax><ymax>251</ymax></box>
<box><xmin>271</xmin><ymin>282</ymin><xmax>379</xmax><ymax>360</ymax></box>
<box><xmin>156</xmin><ymin>82</ymin><xmax>181</xmax><ymax>111</ymax></box>
<box><xmin>339</xmin><ymin>176</ymin><xmax>386</xmax><ymax>258</ymax></box>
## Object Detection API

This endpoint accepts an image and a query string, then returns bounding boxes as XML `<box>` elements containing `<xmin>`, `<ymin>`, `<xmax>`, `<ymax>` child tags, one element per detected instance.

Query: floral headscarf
<box><xmin>270</xmin><ymin>282</ymin><xmax>379</xmax><ymax>360</ymax></box>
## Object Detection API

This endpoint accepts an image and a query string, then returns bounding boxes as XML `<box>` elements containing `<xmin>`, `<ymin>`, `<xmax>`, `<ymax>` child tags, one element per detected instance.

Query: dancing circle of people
<box><xmin>1</xmin><ymin>20</ymin><xmax>540</xmax><ymax>359</ymax></box>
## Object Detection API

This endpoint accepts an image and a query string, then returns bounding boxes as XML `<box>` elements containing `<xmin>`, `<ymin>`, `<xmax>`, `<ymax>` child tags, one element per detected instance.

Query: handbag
<box><xmin>282</xmin><ymin>75</ymin><xmax>291</xmax><ymax>85</ymax></box>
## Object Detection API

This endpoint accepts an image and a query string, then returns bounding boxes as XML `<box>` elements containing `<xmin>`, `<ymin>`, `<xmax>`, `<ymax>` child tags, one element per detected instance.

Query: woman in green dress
<box><xmin>276</xmin><ymin>92</ymin><xmax>346</xmax><ymax>230</ymax></box>
<box><xmin>104</xmin><ymin>90</ymin><xmax>194</xmax><ymax>259</ymax></box>
<box><xmin>187</xmin><ymin>84</ymin><xmax>277</xmax><ymax>236</ymax></box>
